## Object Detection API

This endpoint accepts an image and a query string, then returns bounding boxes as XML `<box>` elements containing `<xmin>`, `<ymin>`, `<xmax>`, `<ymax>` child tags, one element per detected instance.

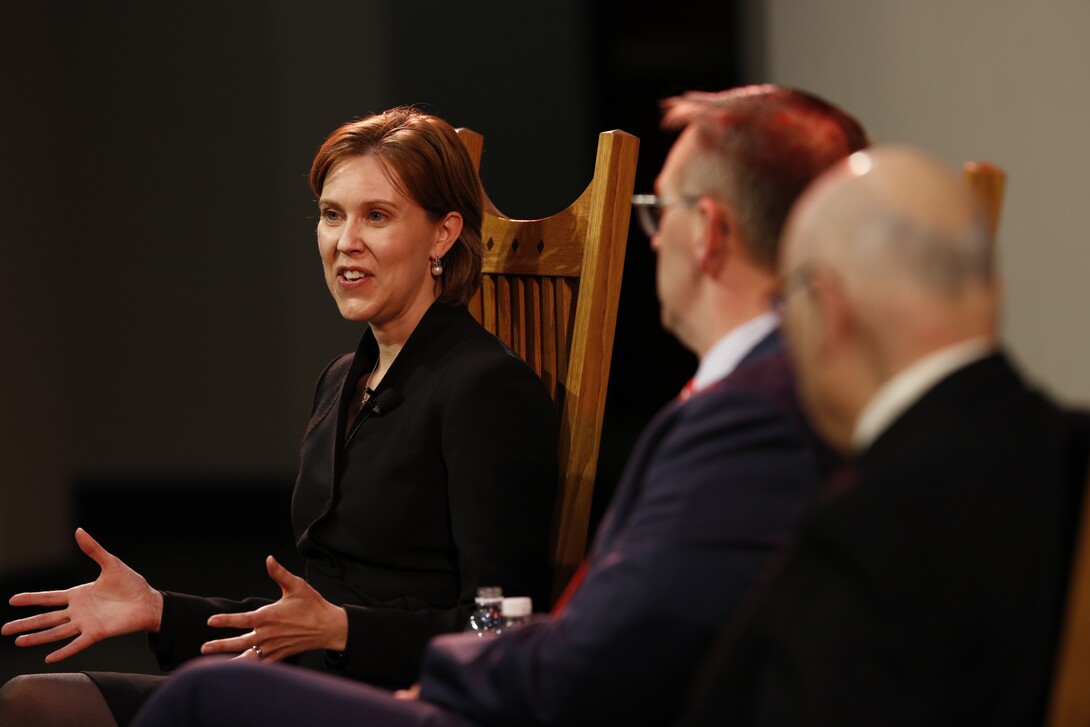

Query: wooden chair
<box><xmin>968</xmin><ymin>158</ymin><xmax>1090</xmax><ymax>727</ymax></box>
<box><xmin>1048</xmin><ymin>460</ymin><xmax>1090</xmax><ymax>727</ymax></box>
<box><xmin>962</xmin><ymin>161</ymin><xmax>1006</xmax><ymax>243</ymax></box>
<box><xmin>456</xmin><ymin>128</ymin><xmax>640</xmax><ymax>597</ymax></box>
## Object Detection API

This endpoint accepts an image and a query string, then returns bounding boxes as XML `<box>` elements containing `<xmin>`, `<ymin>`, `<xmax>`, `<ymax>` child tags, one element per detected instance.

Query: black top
<box><xmin>152</xmin><ymin>302</ymin><xmax>558</xmax><ymax>687</ymax></box>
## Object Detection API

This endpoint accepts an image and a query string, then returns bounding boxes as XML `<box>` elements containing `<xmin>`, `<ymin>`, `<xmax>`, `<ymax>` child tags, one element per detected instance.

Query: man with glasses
<box><xmin>125</xmin><ymin>85</ymin><xmax>867</xmax><ymax>727</ymax></box>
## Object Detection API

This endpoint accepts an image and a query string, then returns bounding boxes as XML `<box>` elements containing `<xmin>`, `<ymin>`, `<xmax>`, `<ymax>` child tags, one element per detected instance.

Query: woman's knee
<box><xmin>0</xmin><ymin>672</ymin><xmax>115</xmax><ymax>727</ymax></box>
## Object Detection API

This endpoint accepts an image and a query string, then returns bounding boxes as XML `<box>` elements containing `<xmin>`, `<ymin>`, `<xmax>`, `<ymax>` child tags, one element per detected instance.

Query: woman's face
<box><xmin>317</xmin><ymin>154</ymin><xmax>460</xmax><ymax>333</ymax></box>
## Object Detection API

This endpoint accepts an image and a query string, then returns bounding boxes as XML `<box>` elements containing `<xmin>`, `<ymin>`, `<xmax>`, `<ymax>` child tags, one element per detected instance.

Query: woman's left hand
<box><xmin>200</xmin><ymin>556</ymin><xmax>348</xmax><ymax>663</ymax></box>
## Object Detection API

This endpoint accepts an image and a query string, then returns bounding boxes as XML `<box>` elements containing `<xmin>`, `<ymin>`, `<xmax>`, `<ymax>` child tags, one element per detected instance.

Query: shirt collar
<box><xmin>852</xmin><ymin>337</ymin><xmax>995</xmax><ymax>452</ymax></box>
<box><xmin>691</xmin><ymin>311</ymin><xmax>780</xmax><ymax>393</ymax></box>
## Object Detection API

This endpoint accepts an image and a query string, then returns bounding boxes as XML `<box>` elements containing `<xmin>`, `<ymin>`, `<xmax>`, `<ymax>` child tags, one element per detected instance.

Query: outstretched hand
<box><xmin>201</xmin><ymin>555</ymin><xmax>348</xmax><ymax>663</ymax></box>
<box><xmin>2</xmin><ymin>528</ymin><xmax>164</xmax><ymax>663</ymax></box>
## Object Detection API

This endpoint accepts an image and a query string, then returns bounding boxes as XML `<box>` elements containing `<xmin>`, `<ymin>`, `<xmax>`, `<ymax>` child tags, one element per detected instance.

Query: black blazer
<box><xmin>153</xmin><ymin>303</ymin><xmax>558</xmax><ymax>687</ymax></box>
<box><xmin>680</xmin><ymin>352</ymin><xmax>1090</xmax><ymax>727</ymax></box>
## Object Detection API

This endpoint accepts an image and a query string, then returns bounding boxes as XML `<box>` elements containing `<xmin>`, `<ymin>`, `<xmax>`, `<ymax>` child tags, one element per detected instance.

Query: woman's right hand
<box><xmin>1</xmin><ymin>527</ymin><xmax>163</xmax><ymax>663</ymax></box>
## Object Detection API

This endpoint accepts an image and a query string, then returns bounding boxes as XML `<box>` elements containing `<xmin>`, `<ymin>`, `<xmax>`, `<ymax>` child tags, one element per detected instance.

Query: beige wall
<box><xmin>759</xmin><ymin>0</ymin><xmax>1090</xmax><ymax>405</ymax></box>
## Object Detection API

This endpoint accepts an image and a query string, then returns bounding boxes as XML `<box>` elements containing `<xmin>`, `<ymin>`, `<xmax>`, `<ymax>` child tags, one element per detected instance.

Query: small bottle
<box><xmin>500</xmin><ymin>597</ymin><xmax>533</xmax><ymax>632</ymax></box>
<box><xmin>465</xmin><ymin>586</ymin><xmax>504</xmax><ymax>637</ymax></box>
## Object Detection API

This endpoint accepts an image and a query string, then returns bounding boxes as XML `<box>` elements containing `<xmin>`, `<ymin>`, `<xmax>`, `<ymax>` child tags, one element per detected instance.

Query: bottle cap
<box><xmin>501</xmin><ymin>597</ymin><xmax>532</xmax><ymax>618</ymax></box>
<box><xmin>475</xmin><ymin>586</ymin><xmax>503</xmax><ymax>602</ymax></box>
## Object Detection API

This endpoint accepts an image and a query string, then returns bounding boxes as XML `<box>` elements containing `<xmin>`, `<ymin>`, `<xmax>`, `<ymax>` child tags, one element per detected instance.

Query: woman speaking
<box><xmin>0</xmin><ymin>107</ymin><xmax>558</xmax><ymax>727</ymax></box>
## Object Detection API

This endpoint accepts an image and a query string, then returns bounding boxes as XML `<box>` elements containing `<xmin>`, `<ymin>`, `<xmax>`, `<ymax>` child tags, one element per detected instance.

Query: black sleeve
<box><xmin>150</xmin><ymin>591</ymin><xmax>273</xmax><ymax>670</ymax></box>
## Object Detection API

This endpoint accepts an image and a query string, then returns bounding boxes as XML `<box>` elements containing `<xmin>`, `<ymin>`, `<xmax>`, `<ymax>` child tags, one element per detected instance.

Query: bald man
<box><xmin>680</xmin><ymin>146</ymin><xmax>1090</xmax><ymax>726</ymax></box>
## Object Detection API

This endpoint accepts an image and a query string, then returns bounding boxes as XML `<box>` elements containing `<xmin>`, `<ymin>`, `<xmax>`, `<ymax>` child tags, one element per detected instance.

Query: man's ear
<box><xmin>695</xmin><ymin>197</ymin><xmax>735</xmax><ymax>276</ymax></box>
<box><xmin>432</xmin><ymin>212</ymin><xmax>463</xmax><ymax>258</ymax></box>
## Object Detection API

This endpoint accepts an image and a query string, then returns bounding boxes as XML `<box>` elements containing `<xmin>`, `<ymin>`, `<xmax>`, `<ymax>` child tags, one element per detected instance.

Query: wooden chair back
<box><xmin>962</xmin><ymin>161</ymin><xmax>1006</xmax><ymax>243</ymax></box>
<box><xmin>456</xmin><ymin>128</ymin><xmax>640</xmax><ymax>596</ymax></box>
<box><xmin>972</xmin><ymin>156</ymin><xmax>1090</xmax><ymax>726</ymax></box>
<box><xmin>1048</xmin><ymin>455</ymin><xmax>1090</xmax><ymax>727</ymax></box>
<box><xmin>1048</xmin><ymin>460</ymin><xmax>1090</xmax><ymax>727</ymax></box>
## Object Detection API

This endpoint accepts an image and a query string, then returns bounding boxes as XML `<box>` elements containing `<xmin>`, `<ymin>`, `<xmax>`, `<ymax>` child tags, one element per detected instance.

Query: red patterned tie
<box><xmin>553</xmin><ymin>376</ymin><xmax>697</xmax><ymax>617</ymax></box>
<box><xmin>550</xmin><ymin>559</ymin><xmax>590</xmax><ymax>616</ymax></box>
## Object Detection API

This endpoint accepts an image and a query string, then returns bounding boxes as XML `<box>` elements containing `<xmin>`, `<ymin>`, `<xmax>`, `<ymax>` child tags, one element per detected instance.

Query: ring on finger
<box><xmin>251</xmin><ymin>644</ymin><xmax>265</xmax><ymax>661</ymax></box>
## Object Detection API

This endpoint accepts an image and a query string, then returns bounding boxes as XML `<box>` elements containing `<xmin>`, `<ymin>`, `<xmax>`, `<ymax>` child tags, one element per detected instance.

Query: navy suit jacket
<box><xmin>420</xmin><ymin>331</ymin><xmax>832</xmax><ymax>726</ymax></box>
<box><xmin>679</xmin><ymin>352</ymin><xmax>1090</xmax><ymax>727</ymax></box>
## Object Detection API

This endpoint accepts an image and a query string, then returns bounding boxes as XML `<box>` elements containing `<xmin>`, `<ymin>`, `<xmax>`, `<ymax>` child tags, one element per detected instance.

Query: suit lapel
<box><xmin>591</xmin><ymin>329</ymin><xmax>784</xmax><ymax>555</ymax></box>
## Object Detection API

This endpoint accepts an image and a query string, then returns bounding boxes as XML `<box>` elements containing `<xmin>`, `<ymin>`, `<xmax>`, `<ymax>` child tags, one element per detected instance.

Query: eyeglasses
<box><xmin>775</xmin><ymin>262</ymin><xmax>816</xmax><ymax>313</ymax></box>
<box><xmin>779</xmin><ymin>262</ymin><xmax>814</xmax><ymax>300</ymax></box>
<box><xmin>631</xmin><ymin>194</ymin><xmax>700</xmax><ymax>238</ymax></box>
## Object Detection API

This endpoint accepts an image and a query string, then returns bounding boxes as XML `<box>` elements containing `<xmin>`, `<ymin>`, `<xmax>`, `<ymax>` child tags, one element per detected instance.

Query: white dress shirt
<box><xmin>690</xmin><ymin>311</ymin><xmax>781</xmax><ymax>395</ymax></box>
<box><xmin>851</xmin><ymin>337</ymin><xmax>995</xmax><ymax>452</ymax></box>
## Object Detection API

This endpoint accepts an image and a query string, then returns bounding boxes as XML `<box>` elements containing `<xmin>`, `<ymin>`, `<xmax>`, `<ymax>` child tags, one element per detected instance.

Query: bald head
<box><xmin>780</xmin><ymin>145</ymin><xmax>1000</xmax><ymax>449</ymax></box>
<box><xmin>787</xmin><ymin>146</ymin><xmax>994</xmax><ymax>298</ymax></box>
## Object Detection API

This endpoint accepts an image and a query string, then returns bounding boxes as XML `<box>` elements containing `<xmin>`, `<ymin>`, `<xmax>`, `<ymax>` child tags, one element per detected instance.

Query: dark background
<box><xmin>0</xmin><ymin>0</ymin><xmax>750</xmax><ymax>682</ymax></box>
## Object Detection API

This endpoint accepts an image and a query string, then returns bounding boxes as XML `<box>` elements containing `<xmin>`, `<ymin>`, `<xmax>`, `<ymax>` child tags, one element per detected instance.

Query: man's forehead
<box><xmin>657</xmin><ymin>126</ymin><xmax>703</xmax><ymax>191</ymax></box>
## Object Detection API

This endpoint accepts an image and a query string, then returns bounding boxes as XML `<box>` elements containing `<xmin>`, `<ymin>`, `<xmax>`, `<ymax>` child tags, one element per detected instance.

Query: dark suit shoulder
<box><xmin>678</xmin><ymin>350</ymin><xmax>819</xmax><ymax>463</ymax></box>
<box><xmin>414</xmin><ymin>305</ymin><xmax>553</xmax><ymax>406</ymax></box>
<box><xmin>838</xmin><ymin>355</ymin><xmax>1073</xmax><ymax>524</ymax></box>
<box><xmin>684</xmin><ymin>354</ymin><xmax>1090</xmax><ymax>727</ymax></box>
<box><xmin>624</xmin><ymin>349</ymin><xmax>827</xmax><ymax>546</ymax></box>
<box><xmin>706</xmin><ymin>350</ymin><xmax>798</xmax><ymax>412</ymax></box>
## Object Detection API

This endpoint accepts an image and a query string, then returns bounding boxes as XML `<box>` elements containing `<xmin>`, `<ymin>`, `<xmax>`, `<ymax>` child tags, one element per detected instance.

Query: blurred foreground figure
<box><xmin>680</xmin><ymin>146</ymin><xmax>1090</xmax><ymax>727</ymax></box>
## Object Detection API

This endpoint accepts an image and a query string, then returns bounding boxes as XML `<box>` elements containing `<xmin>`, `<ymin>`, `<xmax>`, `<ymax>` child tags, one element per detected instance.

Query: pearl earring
<box><xmin>431</xmin><ymin>257</ymin><xmax>444</xmax><ymax>277</ymax></box>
